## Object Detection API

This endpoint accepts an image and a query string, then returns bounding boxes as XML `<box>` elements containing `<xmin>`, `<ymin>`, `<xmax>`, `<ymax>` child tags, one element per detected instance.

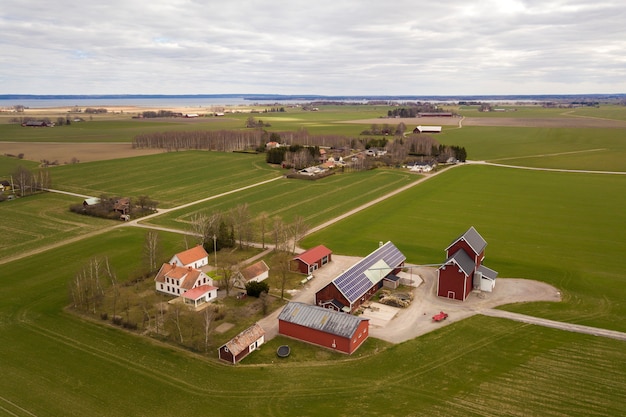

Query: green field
<box><xmin>440</xmin><ymin>126</ymin><xmax>626</xmax><ymax>171</ymax></box>
<box><xmin>144</xmin><ymin>168</ymin><xmax>419</xmax><ymax>230</ymax></box>
<box><xmin>1</xmin><ymin>105</ymin><xmax>626</xmax><ymax>416</ymax></box>
<box><xmin>50</xmin><ymin>151</ymin><xmax>283</xmax><ymax>208</ymax></box>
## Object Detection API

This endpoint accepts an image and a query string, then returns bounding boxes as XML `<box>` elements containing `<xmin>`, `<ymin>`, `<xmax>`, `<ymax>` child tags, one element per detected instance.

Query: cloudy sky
<box><xmin>1</xmin><ymin>0</ymin><xmax>625</xmax><ymax>96</ymax></box>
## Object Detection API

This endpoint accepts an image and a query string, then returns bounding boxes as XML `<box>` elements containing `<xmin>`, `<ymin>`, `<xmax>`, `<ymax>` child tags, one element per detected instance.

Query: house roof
<box><xmin>222</xmin><ymin>323</ymin><xmax>265</xmax><ymax>356</ymax></box>
<box><xmin>182</xmin><ymin>284</ymin><xmax>217</xmax><ymax>300</ymax></box>
<box><xmin>293</xmin><ymin>245</ymin><xmax>332</xmax><ymax>266</ymax></box>
<box><xmin>331</xmin><ymin>241</ymin><xmax>406</xmax><ymax>304</ymax></box>
<box><xmin>446</xmin><ymin>226</ymin><xmax>487</xmax><ymax>257</ymax></box>
<box><xmin>239</xmin><ymin>260</ymin><xmax>269</xmax><ymax>281</ymax></box>
<box><xmin>279</xmin><ymin>302</ymin><xmax>368</xmax><ymax>339</ymax></box>
<box><xmin>477</xmin><ymin>264</ymin><xmax>498</xmax><ymax>280</ymax></box>
<box><xmin>442</xmin><ymin>249</ymin><xmax>476</xmax><ymax>277</ymax></box>
<box><xmin>172</xmin><ymin>245</ymin><xmax>209</xmax><ymax>266</ymax></box>
<box><xmin>154</xmin><ymin>263</ymin><xmax>204</xmax><ymax>290</ymax></box>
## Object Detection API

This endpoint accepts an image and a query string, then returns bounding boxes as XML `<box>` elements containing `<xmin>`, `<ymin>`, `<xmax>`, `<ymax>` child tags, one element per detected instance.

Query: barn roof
<box><xmin>293</xmin><ymin>245</ymin><xmax>332</xmax><ymax>266</ymax></box>
<box><xmin>331</xmin><ymin>241</ymin><xmax>406</xmax><ymax>304</ymax></box>
<box><xmin>171</xmin><ymin>245</ymin><xmax>208</xmax><ymax>266</ymax></box>
<box><xmin>222</xmin><ymin>323</ymin><xmax>265</xmax><ymax>356</ymax></box>
<box><xmin>446</xmin><ymin>226</ymin><xmax>487</xmax><ymax>256</ymax></box>
<box><xmin>278</xmin><ymin>302</ymin><xmax>367</xmax><ymax>339</ymax></box>
<box><xmin>442</xmin><ymin>249</ymin><xmax>476</xmax><ymax>277</ymax></box>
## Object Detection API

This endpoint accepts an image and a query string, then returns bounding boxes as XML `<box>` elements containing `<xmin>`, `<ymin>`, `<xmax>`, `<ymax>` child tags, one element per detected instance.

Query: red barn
<box><xmin>291</xmin><ymin>245</ymin><xmax>332</xmax><ymax>274</ymax></box>
<box><xmin>437</xmin><ymin>227</ymin><xmax>498</xmax><ymax>301</ymax></box>
<box><xmin>278</xmin><ymin>302</ymin><xmax>369</xmax><ymax>354</ymax></box>
<box><xmin>315</xmin><ymin>241</ymin><xmax>406</xmax><ymax>313</ymax></box>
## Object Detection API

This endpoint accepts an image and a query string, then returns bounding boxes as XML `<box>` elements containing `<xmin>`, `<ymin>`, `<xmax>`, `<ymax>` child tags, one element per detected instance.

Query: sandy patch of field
<box><xmin>0</xmin><ymin>142</ymin><xmax>165</xmax><ymax>164</ymax></box>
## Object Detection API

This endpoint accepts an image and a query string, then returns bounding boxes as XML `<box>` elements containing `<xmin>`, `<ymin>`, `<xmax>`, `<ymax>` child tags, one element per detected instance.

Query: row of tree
<box><xmin>4</xmin><ymin>165</ymin><xmax>51</xmax><ymax>198</ymax></box>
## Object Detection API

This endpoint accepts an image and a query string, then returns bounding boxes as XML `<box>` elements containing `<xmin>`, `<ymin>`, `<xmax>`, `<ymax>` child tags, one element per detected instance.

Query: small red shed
<box><xmin>218</xmin><ymin>323</ymin><xmax>265</xmax><ymax>364</ymax></box>
<box><xmin>291</xmin><ymin>245</ymin><xmax>332</xmax><ymax>274</ymax></box>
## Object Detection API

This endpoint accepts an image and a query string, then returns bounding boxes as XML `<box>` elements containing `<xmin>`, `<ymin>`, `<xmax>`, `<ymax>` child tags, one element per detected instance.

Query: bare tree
<box><xmin>190</xmin><ymin>212</ymin><xmax>221</xmax><ymax>247</ymax></box>
<box><xmin>143</xmin><ymin>230</ymin><xmax>161</xmax><ymax>274</ymax></box>
<box><xmin>203</xmin><ymin>306</ymin><xmax>214</xmax><ymax>353</ymax></box>
<box><xmin>11</xmin><ymin>165</ymin><xmax>32</xmax><ymax>196</ymax></box>
<box><xmin>257</xmin><ymin>212</ymin><xmax>269</xmax><ymax>249</ymax></box>
<box><xmin>290</xmin><ymin>215</ymin><xmax>309</xmax><ymax>254</ymax></box>
<box><xmin>230</xmin><ymin>203</ymin><xmax>251</xmax><ymax>249</ymax></box>
<box><xmin>104</xmin><ymin>257</ymin><xmax>119</xmax><ymax>321</ymax></box>
<box><xmin>272</xmin><ymin>252</ymin><xmax>292</xmax><ymax>300</ymax></box>
<box><xmin>69</xmin><ymin>257</ymin><xmax>105</xmax><ymax>314</ymax></box>
<box><xmin>217</xmin><ymin>251</ymin><xmax>238</xmax><ymax>297</ymax></box>
<box><xmin>271</xmin><ymin>216</ymin><xmax>289</xmax><ymax>252</ymax></box>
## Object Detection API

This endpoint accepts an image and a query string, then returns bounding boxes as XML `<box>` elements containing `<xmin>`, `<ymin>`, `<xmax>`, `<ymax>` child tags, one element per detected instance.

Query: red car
<box><xmin>432</xmin><ymin>311</ymin><xmax>448</xmax><ymax>322</ymax></box>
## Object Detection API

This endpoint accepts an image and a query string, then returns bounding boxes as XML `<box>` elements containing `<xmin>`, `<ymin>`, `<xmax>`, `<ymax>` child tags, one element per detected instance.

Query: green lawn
<box><xmin>49</xmin><ymin>151</ymin><xmax>283</xmax><ymax>208</ymax></box>
<box><xmin>0</xmin><ymin>155</ymin><xmax>40</xmax><ymax>177</ymax></box>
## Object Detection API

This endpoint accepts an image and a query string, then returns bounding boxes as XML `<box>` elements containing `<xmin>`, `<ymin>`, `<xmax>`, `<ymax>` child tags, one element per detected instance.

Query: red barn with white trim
<box><xmin>278</xmin><ymin>302</ymin><xmax>369</xmax><ymax>354</ymax></box>
<box><xmin>291</xmin><ymin>245</ymin><xmax>332</xmax><ymax>274</ymax></box>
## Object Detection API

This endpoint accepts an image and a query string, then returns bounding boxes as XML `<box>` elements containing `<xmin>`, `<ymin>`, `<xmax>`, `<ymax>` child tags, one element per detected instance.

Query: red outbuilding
<box><xmin>291</xmin><ymin>245</ymin><xmax>332</xmax><ymax>275</ymax></box>
<box><xmin>278</xmin><ymin>302</ymin><xmax>369</xmax><ymax>354</ymax></box>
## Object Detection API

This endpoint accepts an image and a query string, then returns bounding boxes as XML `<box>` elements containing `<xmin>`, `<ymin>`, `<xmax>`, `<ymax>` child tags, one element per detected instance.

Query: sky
<box><xmin>1</xmin><ymin>0</ymin><xmax>625</xmax><ymax>96</ymax></box>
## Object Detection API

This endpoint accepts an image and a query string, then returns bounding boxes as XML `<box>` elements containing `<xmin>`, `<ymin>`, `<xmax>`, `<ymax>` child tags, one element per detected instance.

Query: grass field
<box><xmin>49</xmin><ymin>151</ymin><xmax>283</xmax><ymax>208</ymax></box>
<box><xmin>0</xmin><ymin>192</ymin><xmax>113</xmax><ymax>262</ymax></box>
<box><xmin>144</xmin><ymin>168</ymin><xmax>419</xmax><ymax>230</ymax></box>
<box><xmin>0</xmin><ymin>226</ymin><xmax>625</xmax><ymax>416</ymax></box>
<box><xmin>440</xmin><ymin>126</ymin><xmax>626</xmax><ymax>171</ymax></box>
<box><xmin>2</xmin><ymin>105</ymin><xmax>626</xmax><ymax>416</ymax></box>
<box><xmin>0</xmin><ymin>155</ymin><xmax>40</xmax><ymax>176</ymax></box>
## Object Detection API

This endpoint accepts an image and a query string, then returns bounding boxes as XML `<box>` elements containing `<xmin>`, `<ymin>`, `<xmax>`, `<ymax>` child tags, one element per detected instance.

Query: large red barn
<box><xmin>278</xmin><ymin>302</ymin><xmax>369</xmax><ymax>354</ymax></box>
<box><xmin>315</xmin><ymin>241</ymin><xmax>406</xmax><ymax>313</ymax></box>
<box><xmin>437</xmin><ymin>227</ymin><xmax>498</xmax><ymax>301</ymax></box>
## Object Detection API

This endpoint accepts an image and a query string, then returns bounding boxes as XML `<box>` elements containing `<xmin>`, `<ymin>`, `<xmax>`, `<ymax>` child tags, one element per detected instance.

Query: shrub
<box><xmin>245</xmin><ymin>280</ymin><xmax>270</xmax><ymax>297</ymax></box>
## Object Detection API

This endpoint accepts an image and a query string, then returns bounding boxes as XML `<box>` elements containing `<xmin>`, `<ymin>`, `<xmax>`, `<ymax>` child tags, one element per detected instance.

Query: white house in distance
<box><xmin>234</xmin><ymin>260</ymin><xmax>270</xmax><ymax>289</ymax></box>
<box><xmin>169</xmin><ymin>245</ymin><xmax>209</xmax><ymax>269</ymax></box>
<box><xmin>154</xmin><ymin>263</ymin><xmax>214</xmax><ymax>297</ymax></box>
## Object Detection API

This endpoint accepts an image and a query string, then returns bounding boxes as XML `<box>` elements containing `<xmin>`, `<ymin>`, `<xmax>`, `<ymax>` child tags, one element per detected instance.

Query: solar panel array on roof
<box><xmin>279</xmin><ymin>302</ymin><xmax>367</xmax><ymax>339</ymax></box>
<box><xmin>332</xmin><ymin>241</ymin><xmax>406</xmax><ymax>304</ymax></box>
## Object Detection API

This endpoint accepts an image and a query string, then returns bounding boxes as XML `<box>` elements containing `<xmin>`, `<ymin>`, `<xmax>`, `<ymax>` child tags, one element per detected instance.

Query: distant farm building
<box><xmin>169</xmin><ymin>245</ymin><xmax>209</xmax><ymax>269</ymax></box>
<box><xmin>413</xmin><ymin>125</ymin><xmax>442</xmax><ymax>134</ymax></box>
<box><xmin>291</xmin><ymin>245</ymin><xmax>333</xmax><ymax>275</ymax></box>
<box><xmin>21</xmin><ymin>120</ymin><xmax>54</xmax><ymax>127</ymax></box>
<box><xmin>315</xmin><ymin>241</ymin><xmax>406</xmax><ymax>313</ymax></box>
<box><xmin>437</xmin><ymin>226</ymin><xmax>498</xmax><ymax>301</ymax></box>
<box><xmin>82</xmin><ymin>197</ymin><xmax>101</xmax><ymax>207</ymax></box>
<box><xmin>417</xmin><ymin>112</ymin><xmax>453</xmax><ymax>117</ymax></box>
<box><xmin>218</xmin><ymin>323</ymin><xmax>265</xmax><ymax>364</ymax></box>
<box><xmin>233</xmin><ymin>260</ymin><xmax>270</xmax><ymax>289</ymax></box>
<box><xmin>278</xmin><ymin>302</ymin><xmax>369</xmax><ymax>354</ymax></box>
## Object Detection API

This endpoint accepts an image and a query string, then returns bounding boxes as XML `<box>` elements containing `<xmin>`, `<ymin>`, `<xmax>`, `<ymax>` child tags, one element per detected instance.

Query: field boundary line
<box><xmin>469</xmin><ymin>160</ymin><xmax>626</xmax><ymax>175</ymax></box>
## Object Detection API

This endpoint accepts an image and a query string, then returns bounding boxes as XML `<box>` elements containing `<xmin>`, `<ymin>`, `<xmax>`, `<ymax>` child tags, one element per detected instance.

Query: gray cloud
<box><xmin>1</xmin><ymin>0</ymin><xmax>624</xmax><ymax>94</ymax></box>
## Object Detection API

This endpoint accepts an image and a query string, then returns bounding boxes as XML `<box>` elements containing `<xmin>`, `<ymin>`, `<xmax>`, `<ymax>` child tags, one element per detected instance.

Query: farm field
<box><xmin>143</xmin><ymin>168</ymin><xmax>419</xmax><ymax>230</ymax></box>
<box><xmin>0</xmin><ymin>192</ymin><xmax>113</xmax><ymax>262</ymax></box>
<box><xmin>1</xmin><ymin>104</ymin><xmax>626</xmax><ymax>416</ymax></box>
<box><xmin>439</xmin><ymin>126</ymin><xmax>626</xmax><ymax>171</ymax></box>
<box><xmin>303</xmin><ymin>164</ymin><xmax>626</xmax><ymax>332</ymax></box>
<box><xmin>0</xmin><ymin>226</ymin><xmax>625</xmax><ymax>416</ymax></box>
<box><xmin>49</xmin><ymin>151</ymin><xmax>283</xmax><ymax>208</ymax></box>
